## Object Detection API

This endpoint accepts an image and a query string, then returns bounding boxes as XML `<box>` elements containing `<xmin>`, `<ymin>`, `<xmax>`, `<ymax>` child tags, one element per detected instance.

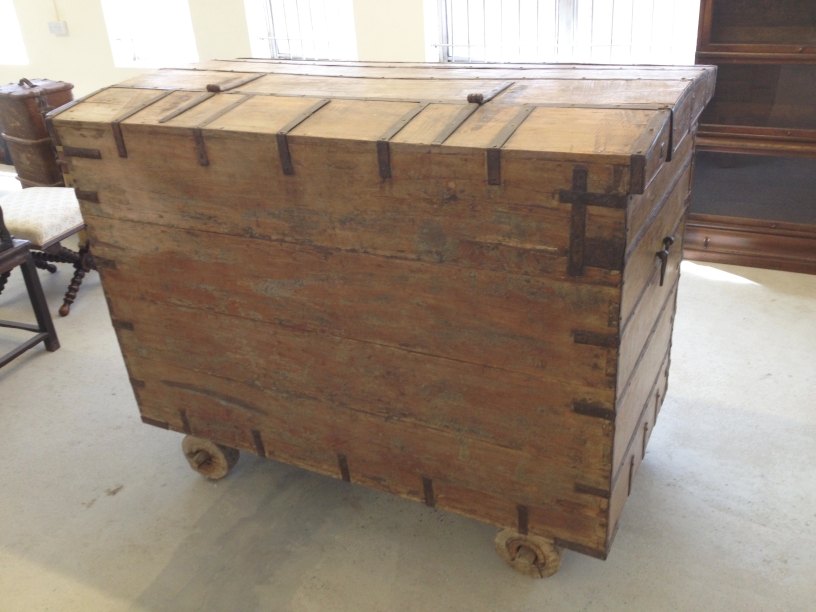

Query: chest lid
<box><xmin>49</xmin><ymin>61</ymin><xmax>715</xmax><ymax>194</ymax></box>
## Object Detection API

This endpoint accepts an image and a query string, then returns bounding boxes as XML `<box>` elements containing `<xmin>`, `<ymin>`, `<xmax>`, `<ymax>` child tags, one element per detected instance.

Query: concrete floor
<box><xmin>1</xmin><ymin>249</ymin><xmax>815</xmax><ymax>610</ymax></box>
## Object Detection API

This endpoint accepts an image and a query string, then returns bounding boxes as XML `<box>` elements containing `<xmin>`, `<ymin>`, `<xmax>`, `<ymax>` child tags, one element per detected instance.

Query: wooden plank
<box><xmin>496</xmin><ymin>78</ymin><xmax>688</xmax><ymax>106</ymax></box>
<box><xmin>618</xmin><ymin>208</ymin><xmax>686</xmax><ymax>388</ymax></box>
<box><xmin>378</xmin><ymin>101</ymin><xmax>430</xmax><ymax>142</ymax></box>
<box><xmin>186</xmin><ymin>60</ymin><xmax>711</xmax><ymax>82</ymax></box>
<box><xmin>504</xmin><ymin>107</ymin><xmax>664</xmax><ymax>164</ymax></box>
<box><xmin>390</xmin><ymin>103</ymin><xmax>465</xmax><ymax>144</ymax></box>
<box><xmin>115</xmin><ymin>69</ymin><xmax>258</xmax><ymax>91</ymax></box>
<box><xmin>431</xmin><ymin>103</ymin><xmax>480</xmax><ymax>145</ymax></box>
<box><xmin>110</xmin><ymin>91</ymin><xmax>175</xmax><ymax>158</ymax></box>
<box><xmin>607</xmin><ymin>352</ymin><xmax>670</xmax><ymax>546</ymax></box>
<box><xmin>620</xmin><ymin>170</ymin><xmax>691</xmax><ymax>323</ymax></box>
<box><xmin>132</xmin><ymin>93</ymin><xmax>248</xmax><ymax>129</ymax></box>
<box><xmin>235</xmin><ymin>73</ymin><xmax>511</xmax><ymax>102</ymax></box>
<box><xmin>203</xmin><ymin>95</ymin><xmax>328</xmax><ymax>134</ymax></box>
<box><xmin>112</xmin><ymin>299</ymin><xmax>613</xmax><ymax>474</ymax></box>
<box><xmin>156</xmin><ymin>92</ymin><xmax>215</xmax><ymax>124</ymax></box>
<box><xmin>288</xmin><ymin>99</ymin><xmax>416</xmax><ymax>141</ymax></box>
<box><xmin>612</xmin><ymin>281</ymin><xmax>678</xmax><ymax>475</ymax></box>
<box><xmin>126</xmin><ymin>354</ymin><xmax>608</xmax><ymax>551</ymax></box>
<box><xmin>119</xmin><ymin>92</ymin><xmax>201</xmax><ymax>126</ymax></box>
<box><xmin>628</xmin><ymin>110</ymin><xmax>672</xmax><ymax>194</ymax></box>
<box><xmin>102</xmin><ymin>117</ymin><xmax>630</xmax><ymax>197</ymax></box>
<box><xmin>377</xmin><ymin>102</ymin><xmax>429</xmax><ymax>178</ymax></box>
<box><xmin>88</xmin><ymin>215</ymin><xmax>619</xmax><ymax>390</ymax></box>
<box><xmin>196</xmin><ymin>95</ymin><xmax>252</xmax><ymax>128</ymax></box>
<box><xmin>60</xmin><ymin>125</ymin><xmax>626</xmax><ymax>286</ymax></box>
<box><xmin>56</xmin><ymin>88</ymin><xmax>168</xmax><ymax>124</ymax></box>
<box><xmin>627</xmin><ymin>133</ymin><xmax>693</xmax><ymax>243</ymax></box>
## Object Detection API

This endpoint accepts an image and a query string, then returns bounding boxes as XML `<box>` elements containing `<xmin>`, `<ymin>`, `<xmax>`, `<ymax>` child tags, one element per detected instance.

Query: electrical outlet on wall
<box><xmin>48</xmin><ymin>21</ymin><xmax>69</xmax><ymax>36</ymax></box>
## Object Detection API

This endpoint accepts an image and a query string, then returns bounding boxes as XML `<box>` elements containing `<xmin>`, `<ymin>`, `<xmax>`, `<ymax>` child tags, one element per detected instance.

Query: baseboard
<box><xmin>684</xmin><ymin>213</ymin><xmax>816</xmax><ymax>275</ymax></box>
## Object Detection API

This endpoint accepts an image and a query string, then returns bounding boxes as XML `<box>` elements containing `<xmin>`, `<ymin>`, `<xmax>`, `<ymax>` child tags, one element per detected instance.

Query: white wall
<box><xmin>0</xmin><ymin>0</ymin><xmax>252</xmax><ymax>97</ymax></box>
<box><xmin>188</xmin><ymin>0</ymin><xmax>252</xmax><ymax>65</ymax></box>
<box><xmin>351</xmin><ymin>0</ymin><xmax>426</xmax><ymax>62</ymax></box>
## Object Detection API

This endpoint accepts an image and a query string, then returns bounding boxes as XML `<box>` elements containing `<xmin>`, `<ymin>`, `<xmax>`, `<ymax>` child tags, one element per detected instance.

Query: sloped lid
<box><xmin>49</xmin><ymin>61</ymin><xmax>716</xmax><ymax>192</ymax></box>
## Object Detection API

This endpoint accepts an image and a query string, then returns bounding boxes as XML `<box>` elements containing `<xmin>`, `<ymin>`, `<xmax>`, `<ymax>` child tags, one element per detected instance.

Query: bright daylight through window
<box><xmin>434</xmin><ymin>0</ymin><xmax>701</xmax><ymax>64</ymax></box>
<box><xmin>0</xmin><ymin>0</ymin><xmax>29</xmax><ymax>65</ymax></box>
<box><xmin>244</xmin><ymin>0</ymin><xmax>358</xmax><ymax>60</ymax></box>
<box><xmin>99</xmin><ymin>0</ymin><xmax>198</xmax><ymax>68</ymax></box>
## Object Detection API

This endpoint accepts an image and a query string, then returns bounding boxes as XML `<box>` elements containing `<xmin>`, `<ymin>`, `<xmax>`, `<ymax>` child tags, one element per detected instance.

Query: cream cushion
<box><xmin>0</xmin><ymin>187</ymin><xmax>84</xmax><ymax>248</ymax></box>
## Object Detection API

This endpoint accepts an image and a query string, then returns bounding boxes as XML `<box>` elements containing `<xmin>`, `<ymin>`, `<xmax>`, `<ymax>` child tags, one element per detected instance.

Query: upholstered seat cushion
<box><xmin>0</xmin><ymin>187</ymin><xmax>84</xmax><ymax>249</ymax></box>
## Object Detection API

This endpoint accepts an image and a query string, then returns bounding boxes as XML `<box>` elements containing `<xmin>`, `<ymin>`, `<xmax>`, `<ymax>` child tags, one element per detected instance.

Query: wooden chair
<box><xmin>0</xmin><ymin>204</ymin><xmax>59</xmax><ymax>368</ymax></box>
<box><xmin>0</xmin><ymin>187</ymin><xmax>95</xmax><ymax>316</ymax></box>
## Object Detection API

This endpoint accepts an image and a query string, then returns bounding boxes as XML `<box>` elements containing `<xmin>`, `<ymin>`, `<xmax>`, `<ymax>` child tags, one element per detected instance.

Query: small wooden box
<box><xmin>50</xmin><ymin>61</ymin><xmax>715</xmax><ymax>576</ymax></box>
<box><xmin>0</xmin><ymin>78</ymin><xmax>73</xmax><ymax>187</ymax></box>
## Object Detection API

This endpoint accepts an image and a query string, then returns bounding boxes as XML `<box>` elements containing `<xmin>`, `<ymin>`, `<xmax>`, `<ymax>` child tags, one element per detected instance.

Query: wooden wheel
<box><xmin>181</xmin><ymin>435</ymin><xmax>240</xmax><ymax>480</ymax></box>
<box><xmin>494</xmin><ymin>528</ymin><xmax>564</xmax><ymax>578</ymax></box>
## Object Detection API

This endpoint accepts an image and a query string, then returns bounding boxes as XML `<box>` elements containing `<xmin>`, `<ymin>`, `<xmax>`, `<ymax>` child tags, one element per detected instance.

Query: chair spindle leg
<box><xmin>0</xmin><ymin>270</ymin><xmax>10</xmax><ymax>296</ymax></box>
<box><xmin>58</xmin><ymin>241</ymin><xmax>92</xmax><ymax>317</ymax></box>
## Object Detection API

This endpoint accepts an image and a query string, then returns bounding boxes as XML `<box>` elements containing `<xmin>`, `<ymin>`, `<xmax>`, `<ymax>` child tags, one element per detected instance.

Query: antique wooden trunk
<box><xmin>0</xmin><ymin>78</ymin><xmax>73</xmax><ymax>187</ymax></box>
<box><xmin>49</xmin><ymin>60</ymin><xmax>715</xmax><ymax>577</ymax></box>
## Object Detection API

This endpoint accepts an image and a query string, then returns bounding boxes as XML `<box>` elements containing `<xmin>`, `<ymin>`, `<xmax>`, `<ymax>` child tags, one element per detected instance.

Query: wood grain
<box><xmin>89</xmin><ymin>215</ymin><xmax>618</xmax><ymax>389</ymax></box>
<box><xmin>127</xmin><ymin>354</ymin><xmax>609</xmax><ymax>552</ymax></box>
<box><xmin>60</xmin><ymin>124</ymin><xmax>628</xmax><ymax>286</ymax></box>
<box><xmin>52</xmin><ymin>60</ymin><xmax>714</xmax><ymax>564</ymax></box>
<box><xmin>613</xmin><ymin>280</ymin><xmax>678</xmax><ymax>475</ymax></box>
<box><xmin>607</xmin><ymin>352</ymin><xmax>670</xmax><ymax>546</ymax></box>
<box><xmin>621</xmin><ymin>170</ymin><xmax>691</xmax><ymax>322</ymax></box>
<box><xmin>112</xmin><ymin>299</ymin><xmax>613</xmax><ymax>476</ymax></box>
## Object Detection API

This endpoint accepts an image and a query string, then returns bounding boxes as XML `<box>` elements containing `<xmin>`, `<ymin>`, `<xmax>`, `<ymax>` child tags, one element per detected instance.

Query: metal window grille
<box><xmin>254</xmin><ymin>0</ymin><xmax>357</xmax><ymax>61</ymax></box>
<box><xmin>435</xmin><ymin>0</ymin><xmax>699</xmax><ymax>65</ymax></box>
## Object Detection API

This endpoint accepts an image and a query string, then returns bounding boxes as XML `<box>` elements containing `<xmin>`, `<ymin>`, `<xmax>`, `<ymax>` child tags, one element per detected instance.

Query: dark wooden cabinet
<box><xmin>687</xmin><ymin>0</ymin><xmax>816</xmax><ymax>274</ymax></box>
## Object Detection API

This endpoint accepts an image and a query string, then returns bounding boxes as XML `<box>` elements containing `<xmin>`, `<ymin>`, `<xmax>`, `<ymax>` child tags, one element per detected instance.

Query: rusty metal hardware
<box><xmin>656</xmin><ymin>236</ymin><xmax>674</xmax><ymax>286</ymax></box>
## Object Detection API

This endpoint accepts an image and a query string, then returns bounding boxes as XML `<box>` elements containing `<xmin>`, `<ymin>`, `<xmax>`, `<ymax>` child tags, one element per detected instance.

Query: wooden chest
<box><xmin>49</xmin><ymin>60</ymin><xmax>715</xmax><ymax>577</ymax></box>
<box><xmin>0</xmin><ymin>78</ymin><xmax>73</xmax><ymax>187</ymax></box>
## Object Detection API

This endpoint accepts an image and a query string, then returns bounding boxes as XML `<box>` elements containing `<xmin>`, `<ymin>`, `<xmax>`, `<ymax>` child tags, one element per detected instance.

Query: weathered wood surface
<box><xmin>608</xmin><ymin>349</ymin><xmax>671</xmax><ymax>546</ymax></box>
<box><xmin>90</xmin><ymin>214</ymin><xmax>618</xmax><ymax>389</ymax></box>
<box><xmin>621</xmin><ymin>169</ymin><xmax>692</xmax><ymax>323</ymax></box>
<box><xmin>126</xmin><ymin>353</ymin><xmax>609</xmax><ymax>552</ymax></box>
<box><xmin>66</xmin><ymin>129</ymin><xmax>626</xmax><ymax>284</ymax></box>
<box><xmin>174</xmin><ymin>59</ymin><xmax>713</xmax><ymax>82</ymax></box>
<box><xmin>51</xmin><ymin>60</ymin><xmax>715</xmax><ymax>562</ymax></box>
<box><xmin>613</xmin><ymin>279</ymin><xmax>679</xmax><ymax>476</ymax></box>
<box><xmin>0</xmin><ymin>79</ymin><xmax>73</xmax><ymax>186</ymax></box>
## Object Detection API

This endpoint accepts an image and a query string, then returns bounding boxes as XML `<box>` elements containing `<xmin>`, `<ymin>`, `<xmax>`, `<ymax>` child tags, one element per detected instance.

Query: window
<box><xmin>433</xmin><ymin>0</ymin><xmax>701</xmax><ymax>65</ymax></box>
<box><xmin>0</xmin><ymin>0</ymin><xmax>29</xmax><ymax>65</ymax></box>
<box><xmin>100</xmin><ymin>0</ymin><xmax>198</xmax><ymax>68</ymax></box>
<box><xmin>244</xmin><ymin>0</ymin><xmax>357</xmax><ymax>60</ymax></box>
